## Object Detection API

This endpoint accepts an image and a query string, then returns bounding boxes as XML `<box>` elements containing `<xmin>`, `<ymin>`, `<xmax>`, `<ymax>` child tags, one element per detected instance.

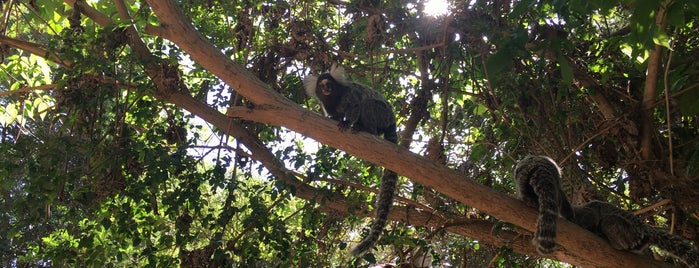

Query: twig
<box><xmin>560</xmin><ymin>120</ymin><xmax>620</xmax><ymax>165</ymax></box>
<box><xmin>663</xmin><ymin>29</ymin><xmax>676</xmax><ymax>175</ymax></box>
<box><xmin>0</xmin><ymin>84</ymin><xmax>54</xmax><ymax>98</ymax></box>
<box><xmin>633</xmin><ymin>198</ymin><xmax>670</xmax><ymax>216</ymax></box>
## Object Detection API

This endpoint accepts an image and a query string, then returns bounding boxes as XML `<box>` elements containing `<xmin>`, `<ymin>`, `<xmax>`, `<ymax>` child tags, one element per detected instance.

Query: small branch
<box><xmin>0</xmin><ymin>36</ymin><xmax>71</xmax><ymax>67</ymax></box>
<box><xmin>337</xmin><ymin>42</ymin><xmax>446</xmax><ymax>60</ymax></box>
<box><xmin>560</xmin><ymin>121</ymin><xmax>620</xmax><ymax>165</ymax></box>
<box><xmin>663</xmin><ymin>29</ymin><xmax>676</xmax><ymax>176</ymax></box>
<box><xmin>143</xmin><ymin>24</ymin><xmax>167</xmax><ymax>38</ymax></box>
<box><xmin>0</xmin><ymin>84</ymin><xmax>54</xmax><ymax>98</ymax></box>
<box><xmin>63</xmin><ymin>0</ymin><xmax>111</xmax><ymax>26</ymax></box>
<box><xmin>653</xmin><ymin>82</ymin><xmax>699</xmax><ymax>107</ymax></box>
<box><xmin>634</xmin><ymin>199</ymin><xmax>671</xmax><ymax>216</ymax></box>
<box><xmin>639</xmin><ymin>0</ymin><xmax>670</xmax><ymax>161</ymax></box>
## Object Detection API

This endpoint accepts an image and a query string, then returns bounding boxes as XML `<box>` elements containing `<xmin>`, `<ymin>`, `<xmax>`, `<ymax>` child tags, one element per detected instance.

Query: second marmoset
<box><xmin>514</xmin><ymin>155</ymin><xmax>698</xmax><ymax>267</ymax></box>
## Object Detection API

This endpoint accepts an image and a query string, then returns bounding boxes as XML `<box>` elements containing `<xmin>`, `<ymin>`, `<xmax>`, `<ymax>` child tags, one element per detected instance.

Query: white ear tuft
<box><xmin>302</xmin><ymin>75</ymin><xmax>318</xmax><ymax>98</ymax></box>
<box><xmin>303</xmin><ymin>74</ymin><xmax>329</xmax><ymax>116</ymax></box>
<box><xmin>329</xmin><ymin>64</ymin><xmax>349</xmax><ymax>84</ymax></box>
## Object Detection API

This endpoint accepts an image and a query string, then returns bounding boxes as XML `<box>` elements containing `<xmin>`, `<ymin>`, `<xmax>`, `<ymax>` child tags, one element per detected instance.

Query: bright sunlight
<box><xmin>424</xmin><ymin>0</ymin><xmax>450</xmax><ymax>17</ymax></box>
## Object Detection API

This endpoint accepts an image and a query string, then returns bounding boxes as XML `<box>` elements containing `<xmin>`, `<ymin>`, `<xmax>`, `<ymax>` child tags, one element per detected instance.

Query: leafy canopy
<box><xmin>0</xmin><ymin>0</ymin><xmax>698</xmax><ymax>267</ymax></box>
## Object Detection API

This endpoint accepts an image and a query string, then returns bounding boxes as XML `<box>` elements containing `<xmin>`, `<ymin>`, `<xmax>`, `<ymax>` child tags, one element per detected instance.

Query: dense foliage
<box><xmin>0</xmin><ymin>0</ymin><xmax>697</xmax><ymax>267</ymax></box>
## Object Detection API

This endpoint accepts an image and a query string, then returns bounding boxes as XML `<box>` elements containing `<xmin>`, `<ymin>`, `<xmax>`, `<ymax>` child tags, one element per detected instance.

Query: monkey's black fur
<box><xmin>304</xmin><ymin>64</ymin><xmax>398</xmax><ymax>256</ymax></box>
<box><xmin>305</xmin><ymin>66</ymin><xmax>397</xmax><ymax>143</ymax></box>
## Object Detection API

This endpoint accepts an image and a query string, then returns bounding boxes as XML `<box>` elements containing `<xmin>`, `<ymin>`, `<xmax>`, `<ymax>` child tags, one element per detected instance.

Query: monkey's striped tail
<box><xmin>649</xmin><ymin>228</ymin><xmax>699</xmax><ymax>268</ymax></box>
<box><xmin>351</xmin><ymin>170</ymin><xmax>398</xmax><ymax>256</ymax></box>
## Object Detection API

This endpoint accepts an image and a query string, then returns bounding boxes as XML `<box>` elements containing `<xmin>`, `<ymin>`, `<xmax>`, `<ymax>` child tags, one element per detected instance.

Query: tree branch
<box><xmin>224</xmin><ymin>105</ymin><xmax>667</xmax><ymax>268</ymax></box>
<box><xmin>62</xmin><ymin>0</ymin><xmax>675</xmax><ymax>266</ymax></box>
<box><xmin>639</xmin><ymin>0</ymin><xmax>670</xmax><ymax>161</ymax></box>
<box><xmin>0</xmin><ymin>36</ymin><xmax>71</xmax><ymax>68</ymax></box>
<box><xmin>0</xmin><ymin>84</ymin><xmax>55</xmax><ymax>98</ymax></box>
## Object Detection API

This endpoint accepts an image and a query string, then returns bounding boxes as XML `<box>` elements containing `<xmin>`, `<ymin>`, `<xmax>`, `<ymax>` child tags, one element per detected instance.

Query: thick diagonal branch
<box><xmin>69</xmin><ymin>0</ymin><xmax>673</xmax><ymax>266</ymax></box>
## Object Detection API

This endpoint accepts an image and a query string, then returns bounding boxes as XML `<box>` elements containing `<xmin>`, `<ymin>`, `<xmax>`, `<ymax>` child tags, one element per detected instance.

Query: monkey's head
<box><xmin>303</xmin><ymin>64</ymin><xmax>350</xmax><ymax>99</ymax></box>
<box><xmin>316</xmin><ymin>73</ymin><xmax>338</xmax><ymax>96</ymax></box>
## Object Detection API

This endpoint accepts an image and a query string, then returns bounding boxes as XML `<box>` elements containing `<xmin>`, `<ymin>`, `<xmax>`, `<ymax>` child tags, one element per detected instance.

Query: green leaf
<box><xmin>1</xmin><ymin>103</ymin><xmax>18</xmax><ymax>126</ymax></box>
<box><xmin>10</xmin><ymin>81</ymin><xmax>21</xmax><ymax>91</ymax></box>
<box><xmin>653</xmin><ymin>28</ymin><xmax>671</xmax><ymax>49</ymax></box>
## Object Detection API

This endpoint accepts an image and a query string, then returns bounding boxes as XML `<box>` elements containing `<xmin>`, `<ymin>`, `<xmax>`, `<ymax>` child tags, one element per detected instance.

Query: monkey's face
<box><xmin>317</xmin><ymin>78</ymin><xmax>334</xmax><ymax>96</ymax></box>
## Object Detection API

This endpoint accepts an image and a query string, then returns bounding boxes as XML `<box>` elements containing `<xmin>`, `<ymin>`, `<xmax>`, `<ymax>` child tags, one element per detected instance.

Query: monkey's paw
<box><xmin>338</xmin><ymin>121</ymin><xmax>351</xmax><ymax>132</ymax></box>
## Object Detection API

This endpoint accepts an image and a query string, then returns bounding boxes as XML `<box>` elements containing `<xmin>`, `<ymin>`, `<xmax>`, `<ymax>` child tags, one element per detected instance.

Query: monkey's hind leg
<box><xmin>581</xmin><ymin>201</ymin><xmax>649</xmax><ymax>252</ymax></box>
